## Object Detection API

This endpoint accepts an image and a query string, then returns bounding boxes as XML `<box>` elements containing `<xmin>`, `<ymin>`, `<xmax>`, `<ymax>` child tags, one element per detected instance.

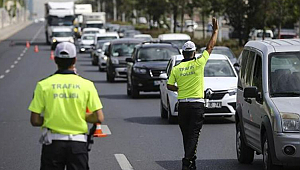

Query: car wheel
<box><xmin>160</xmin><ymin>97</ymin><xmax>168</xmax><ymax>119</ymax></box>
<box><xmin>262</xmin><ymin>134</ymin><xmax>282</xmax><ymax>170</ymax></box>
<box><xmin>167</xmin><ymin>99</ymin><xmax>177</xmax><ymax>124</ymax></box>
<box><xmin>236</xmin><ymin>122</ymin><xmax>254</xmax><ymax>164</ymax></box>
<box><xmin>131</xmin><ymin>85</ymin><xmax>139</xmax><ymax>98</ymax></box>
<box><xmin>127</xmin><ymin>80</ymin><xmax>131</xmax><ymax>96</ymax></box>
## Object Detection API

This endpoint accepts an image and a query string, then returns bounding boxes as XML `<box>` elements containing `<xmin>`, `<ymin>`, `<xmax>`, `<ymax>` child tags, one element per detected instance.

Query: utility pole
<box><xmin>113</xmin><ymin>0</ymin><xmax>117</xmax><ymax>21</ymax></box>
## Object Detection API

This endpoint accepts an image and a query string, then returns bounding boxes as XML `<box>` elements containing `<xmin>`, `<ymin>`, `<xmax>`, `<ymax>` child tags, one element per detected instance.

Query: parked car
<box><xmin>106</xmin><ymin>38</ymin><xmax>143</xmax><ymax>82</ymax></box>
<box><xmin>160</xmin><ymin>54</ymin><xmax>238</xmax><ymax>123</ymax></box>
<box><xmin>199</xmin><ymin>46</ymin><xmax>237</xmax><ymax>64</ymax></box>
<box><xmin>126</xmin><ymin>42</ymin><xmax>181</xmax><ymax>98</ymax></box>
<box><xmin>91</xmin><ymin>40</ymin><xmax>110</xmax><ymax>67</ymax></box>
<box><xmin>249</xmin><ymin>29</ymin><xmax>274</xmax><ymax>40</ymax></box>
<box><xmin>133</xmin><ymin>34</ymin><xmax>153</xmax><ymax>41</ymax></box>
<box><xmin>235</xmin><ymin>39</ymin><xmax>300</xmax><ymax>170</ymax></box>
<box><xmin>158</xmin><ymin>33</ymin><xmax>191</xmax><ymax>51</ymax></box>
<box><xmin>78</xmin><ymin>34</ymin><xmax>95</xmax><ymax>53</ymax></box>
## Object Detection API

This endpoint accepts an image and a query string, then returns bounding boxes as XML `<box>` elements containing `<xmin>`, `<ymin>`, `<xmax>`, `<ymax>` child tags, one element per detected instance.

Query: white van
<box><xmin>158</xmin><ymin>33</ymin><xmax>191</xmax><ymax>50</ymax></box>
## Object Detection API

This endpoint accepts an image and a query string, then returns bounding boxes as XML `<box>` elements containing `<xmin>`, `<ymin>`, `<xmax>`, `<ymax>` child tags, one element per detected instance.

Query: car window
<box><xmin>204</xmin><ymin>59</ymin><xmax>236</xmax><ymax>77</ymax></box>
<box><xmin>252</xmin><ymin>54</ymin><xmax>263</xmax><ymax>94</ymax></box>
<box><xmin>97</xmin><ymin>36</ymin><xmax>118</xmax><ymax>41</ymax></box>
<box><xmin>240</xmin><ymin>50</ymin><xmax>250</xmax><ymax>82</ymax></box>
<box><xmin>160</xmin><ymin>40</ymin><xmax>187</xmax><ymax>49</ymax></box>
<box><xmin>269</xmin><ymin>52</ymin><xmax>300</xmax><ymax>96</ymax></box>
<box><xmin>84</xmin><ymin>31</ymin><xmax>98</xmax><ymax>34</ymax></box>
<box><xmin>245</xmin><ymin>51</ymin><xmax>256</xmax><ymax>86</ymax></box>
<box><xmin>111</xmin><ymin>43</ymin><xmax>138</xmax><ymax>57</ymax></box>
<box><xmin>83</xmin><ymin>35</ymin><xmax>95</xmax><ymax>40</ymax></box>
<box><xmin>137</xmin><ymin>47</ymin><xmax>180</xmax><ymax>61</ymax></box>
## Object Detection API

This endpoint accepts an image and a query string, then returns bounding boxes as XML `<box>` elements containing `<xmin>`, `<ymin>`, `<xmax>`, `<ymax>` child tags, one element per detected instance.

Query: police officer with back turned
<box><xmin>29</xmin><ymin>42</ymin><xmax>104</xmax><ymax>170</ymax></box>
<box><xmin>167</xmin><ymin>18</ymin><xmax>218</xmax><ymax>170</ymax></box>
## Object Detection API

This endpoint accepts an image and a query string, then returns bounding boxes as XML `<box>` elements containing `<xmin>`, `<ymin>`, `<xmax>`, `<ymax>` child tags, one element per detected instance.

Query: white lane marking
<box><xmin>20</xmin><ymin>53</ymin><xmax>24</xmax><ymax>57</ymax></box>
<box><xmin>114</xmin><ymin>154</ymin><xmax>134</xmax><ymax>170</ymax></box>
<box><xmin>10</xmin><ymin>65</ymin><xmax>14</xmax><ymax>68</ymax></box>
<box><xmin>0</xmin><ymin>75</ymin><xmax>4</xmax><ymax>79</ymax></box>
<box><xmin>101</xmin><ymin>125</ymin><xmax>111</xmax><ymax>135</ymax></box>
<box><xmin>23</xmin><ymin>49</ymin><xmax>27</xmax><ymax>53</ymax></box>
<box><xmin>30</xmin><ymin>25</ymin><xmax>44</xmax><ymax>43</ymax></box>
<box><xmin>14</xmin><ymin>61</ymin><xmax>18</xmax><ymax>64</ymax></box>
<box><xmin>18</xmin><ymin>57</ymin><xmax>21</xmax><ymax>60</ymax></box>
<box><xmin>5</xmin><ymin>69</ymin><xmax>10</xmax><ymax>73</ymax></box>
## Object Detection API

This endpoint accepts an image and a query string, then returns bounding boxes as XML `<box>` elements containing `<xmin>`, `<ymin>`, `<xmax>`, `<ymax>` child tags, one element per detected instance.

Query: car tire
<box><xmin>160</xmin><ymin>97</ymin><xmax>168</xmax><ymax>119</ymax></box>
<box><xmin>127</xmin><ymin>80</ymin><xmax>131</xmax><ymax>96</ymax></box>
<box><xmin>236</xmin><ymin>122</ymin><xmax>254</xmax><ymax>164</ymax></box>
<box><xmin>131</xmin><ymin>85</ymin><xmax>139</xmax><ymax>98</ymax></box>
<box><xmin>167</xmin><ymin>99</ymin><xmax>177</xmax><ymax>124</ymax></box>
<box><xmin>262</xmin><ymin>133</ymin><xmax>282</xmax><ymax>170</ymax></box>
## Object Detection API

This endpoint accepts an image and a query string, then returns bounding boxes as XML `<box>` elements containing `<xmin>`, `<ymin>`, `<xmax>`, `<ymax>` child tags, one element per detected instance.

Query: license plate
<box><xmin>154</xmin><ymin>80</ymin><xmax>161</xmax><ymax>86</ymax></box>
<box><xmin>207</xmin><ymin>102</ymin><xmax>222</xmax><ymax>108</ymax></box>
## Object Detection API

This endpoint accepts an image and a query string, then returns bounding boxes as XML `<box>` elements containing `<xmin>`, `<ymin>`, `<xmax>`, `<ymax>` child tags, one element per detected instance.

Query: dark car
<box><xmin>91</xmin><ymin>40</ymin><xmax>110</xmax><ymax>66</ymax></box>
<box><xmin>199</xmin><ymin>46</ymin><xmax>237</xmax><ymax>64</ymax></box>
<box><xmin>105</xmin><ymin>38</ymin><xmax>143</xmax><ymax>82</ymax></box>
<box><xmin>126</xmin><ymin>42</ymin><xmax>181</xmax><ymax>98</ymax></box>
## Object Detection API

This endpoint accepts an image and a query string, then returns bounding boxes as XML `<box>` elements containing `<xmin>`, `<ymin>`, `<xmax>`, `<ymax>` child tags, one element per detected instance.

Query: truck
<box><xmin>44</xmin><ymin>2</ymin><xmax>75</xmax><ymax>44</ymax></box>
<box><xmin>74</xmin><ymin>4</ymin><xmax>92</xmax><ymax>37</ymax></box>
<box><xmin>82</xmin><ymin>12</ymin><xmax>106</xmax><ymax>30</ymax></box>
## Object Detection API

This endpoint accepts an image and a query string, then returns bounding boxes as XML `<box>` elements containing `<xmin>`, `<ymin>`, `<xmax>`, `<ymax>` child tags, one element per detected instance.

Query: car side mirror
<box><xmin>159</xmin><ymin>73</ymin><xmax>167</xmax><ymax>80</ymax></box>
<box><xmin>244</xmin><ymin>87</ymin><xmax>258</xmax><ymax>98</ymax></box>
<box><xmin>126</xmin><ymin>58</ymin><xmax>134</xmax><ymax>63</ymax></box>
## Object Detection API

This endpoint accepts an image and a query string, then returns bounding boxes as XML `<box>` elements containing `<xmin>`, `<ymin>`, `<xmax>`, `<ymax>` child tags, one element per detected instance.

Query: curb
<box><xmin>0</xmin><ymin>21</ymin><xmax>33</xmax><ymax>43</ymax></box>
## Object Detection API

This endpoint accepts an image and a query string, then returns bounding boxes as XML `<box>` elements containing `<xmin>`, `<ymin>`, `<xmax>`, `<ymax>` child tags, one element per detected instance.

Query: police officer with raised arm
<box><xmin>29</xmin><ymin>42</ymin><xmax>104</xmax><ymax>170</ymax></box>
<box><xmin>167</xmin><ymin>18</ymin><xmax>218</xmax><ymax>170</ymax></box>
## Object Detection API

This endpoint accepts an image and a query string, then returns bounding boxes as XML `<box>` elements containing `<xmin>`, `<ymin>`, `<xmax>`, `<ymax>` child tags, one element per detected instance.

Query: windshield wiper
<box><xmin>272</xmin><ymin>92</ymin><xmax>300</xmax><ymax>97</ymax></box>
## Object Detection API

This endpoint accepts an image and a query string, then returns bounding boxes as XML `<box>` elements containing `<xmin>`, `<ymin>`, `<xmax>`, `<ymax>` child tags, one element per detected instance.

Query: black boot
<box><xmin>190</xmin><ymin>156</ymin><xmax>197</xmax><ymax>170</ymax></box>
<box><xmin>182</xmin><ymin>158</ymin><xmax>192</xmax><ymax>170</ymax></box>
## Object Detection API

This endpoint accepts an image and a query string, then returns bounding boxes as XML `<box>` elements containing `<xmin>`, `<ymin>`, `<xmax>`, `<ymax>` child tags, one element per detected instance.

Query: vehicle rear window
<box><xmin>137</xmin><ymin>47</ymin><xmax>180</xmax><ymax>61</ymax></box>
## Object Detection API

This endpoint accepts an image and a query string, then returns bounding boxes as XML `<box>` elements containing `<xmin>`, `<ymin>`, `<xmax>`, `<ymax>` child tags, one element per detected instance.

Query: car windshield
<box><xmin>86</xmin><ymin>23</ymin><xmax>104</xmax><ymax>29</ymax></box>
<box><xmin>111</xmin><ymin>43</ymin><xmax>138</xmax><ymax>57</ymax></box>
<box><xmin>82</xmin><ymin>35</ymin><xmax>94</xmax><ymax>40</ymax></box>
<box><xmin>97</xmin><ymin>36</ymin><xmax>117</xmax><ymax>41</ymax></box>
<box><xmin>137</xmin><ymin>47</ymin><xmax>180</xmax><ymax>61</ymax></box>
<box><xmin>52</xmin><ymin>32</ymin><xmax>73</xmax><ymax>37</ymax></box>
<box><xmin>161</xmin><ymin>40</ymin><xmax>187</xmax><ymax>49</ymax></box>
<box><xmin>48</xmin><ymin>16</ymin><xmax>73</xmax><ymax>26</ymax></box>
<box><xmin>200</xmin><ymin>48</ymin><xmax>235</xmax><ymax>59</ymax></box>
<box><xmin>84</xmin><ymin>31</ymin><xmax>98</xmax><ymax>34</ymax></box>
<box><xmin>270</xmin><ymin>52</ymin><xmax>300</xmax><ymax>97</ymax></box>
<box><xmin>204</xmin><ymin>59</ymin><xmax>236</xmax><ymax>77</ymax></box>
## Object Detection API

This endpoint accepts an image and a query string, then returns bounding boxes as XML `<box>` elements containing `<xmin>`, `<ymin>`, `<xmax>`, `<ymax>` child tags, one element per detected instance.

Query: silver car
<box><xmin>236</xmin><ymin>39</ymin><xmax>300</xmax><ymax>170</ymax></box>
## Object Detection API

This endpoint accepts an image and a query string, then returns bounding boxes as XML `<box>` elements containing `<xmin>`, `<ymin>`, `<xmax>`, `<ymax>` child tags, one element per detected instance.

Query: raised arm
<box><xmin>206</xmin><ymin>18</ymin><xmax>219</xmax><ymax>54</ymax></box>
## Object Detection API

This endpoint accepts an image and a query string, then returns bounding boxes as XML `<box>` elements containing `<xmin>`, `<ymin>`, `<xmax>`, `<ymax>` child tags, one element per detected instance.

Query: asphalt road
<box><xmin>0</xmin><ymin>23</ymin><xmax>298</xmax><ymax>170</ymax></box>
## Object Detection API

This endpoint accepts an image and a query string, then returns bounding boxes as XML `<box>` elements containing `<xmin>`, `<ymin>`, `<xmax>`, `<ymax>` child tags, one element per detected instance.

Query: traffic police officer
<box><xmin>167</xmin><ymin>18</ymin><xmax>218</xmax><ymax>170</ymax></box>
<box><xmin>29</xmin><ymin>42</ymin><xmax>104</xmax><ymax>170</ymax></box>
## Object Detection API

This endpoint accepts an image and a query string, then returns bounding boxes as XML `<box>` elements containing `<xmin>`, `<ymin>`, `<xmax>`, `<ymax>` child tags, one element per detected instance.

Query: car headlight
<box><xmin>133</xmin><ymin>67</ymin><xmax>147</xmax><ymax>74</ymax></box>
<box><xmin>69</xmin><ymin>39</ymin><xmax>74</xmax><ymax>43</ymax></box>
<box><xmin>111</xmin><ymin>58</ymin><xmax>119</xmax><ymax>64</ymax></box>
<box><xmin>280</xmin><ymin>112</ymin><xmax>300</xmax><ymax>132</ymax></box>
<box><xmin>101</xmin><ymin>56</ymin><xmax>107</xmax><ymax>61</ymax></box>
<box><xmin>52</xmin><ymin>39</ymin><xmax>57</xmax><ymax>43</ymax></box>
<box><xmin>228</xmin><ymin>88</ymin><xmax>237</xmax><ymax>96</ymax></box>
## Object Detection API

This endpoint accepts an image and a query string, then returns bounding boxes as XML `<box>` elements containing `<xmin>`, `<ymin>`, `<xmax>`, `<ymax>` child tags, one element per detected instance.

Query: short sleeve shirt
<box><xmin>168</xmin><ymin>50</ymin><xmax>209</xmax><ymax>99</ymax></box>
<box><xmin>28</xmin><ymin>70</ymin><xmax>103</xmax><ymax>135</ymax></box>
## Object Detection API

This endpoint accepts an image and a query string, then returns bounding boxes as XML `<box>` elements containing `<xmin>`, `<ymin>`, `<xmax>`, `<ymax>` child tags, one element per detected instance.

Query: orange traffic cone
<box><xmin>93</xmin><ymin>123</ymin><xmax>107</xmax><ymax>137</ymax></box>
<box><xmin>26</xmin><ymin>41</ymin><xmax>30</xmax><ymax>48</ymax></box>
<box><xmin>34</xmin><ymin>45</ymin><xmax>39</xmax><ymax>53</ymax></box>
<box><xmin>50</xmin><ymin>50</ymin><xmax>54</xmax><ymax>60</ymax></box>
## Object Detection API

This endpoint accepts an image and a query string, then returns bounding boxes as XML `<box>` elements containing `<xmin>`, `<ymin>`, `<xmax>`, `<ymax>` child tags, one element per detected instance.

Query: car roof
<box><xmin>110</xmin><ymin>38</ymin><xmax>143</xmax><ymax>44</ymax></box>
<box><xmin>95</xmin><ymin>32</ymin><xmax>119</xmax><ymax>37</ymax></box>
<box><xmin>134</xmin><ymin>34</ymin><xmax>152</xmax><ymax>38</ymax></box>
<box><xmin>245</xmin><ymin>39</ymin><xmax>300</xmax><ymax>54</ymax></box>
<box><xmin>82</xmin><ymin>34</ymin><xmax>95</xmax><ymax>37</ymax></box>
<box><xmin>136</xmin><ymin>42</ymin><xmax>179</xmax><ymax>49</ymax></box>
<box><xmin>83</xmin><ymin>28</ymin><xmax>100</xmax><ymax>31</ymax></box>
<box><xmin>158</xmin><ymin>33</ymin><xmax>191</xmax><ymax>40</ymax></box>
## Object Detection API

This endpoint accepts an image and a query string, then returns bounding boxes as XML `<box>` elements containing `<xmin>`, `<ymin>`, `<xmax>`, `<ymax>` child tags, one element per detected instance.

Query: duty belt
<box><xmin>39</xmin><ymin>128</ymin><xmax>87</xmax><ymax>145</ymax></box>
<box><xmin>178</xmin><ymin>98</ymin><xmax>205</xmax><ymax>103</ymax></box>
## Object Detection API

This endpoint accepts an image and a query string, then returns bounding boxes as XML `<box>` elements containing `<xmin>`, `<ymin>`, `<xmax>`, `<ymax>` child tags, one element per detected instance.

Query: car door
<box><xmin>248</xmin><ymin>52</ymin><xmax>264</xmax><ymax>151</ymax></box>
<box><xmin>160</xmin><ymin>58</ymin><xmax>173</xmax><ymax>107</ymax></box>
<box><xmin>242</xmin><ymin>50</ymin><xmax>260</xmax><ymax>150</ymax></box>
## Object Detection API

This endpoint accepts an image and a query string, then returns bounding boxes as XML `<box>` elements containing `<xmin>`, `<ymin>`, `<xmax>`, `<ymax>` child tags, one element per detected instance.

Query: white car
<box><xmin>79</xmin><ymin>34</ymin><xmax>95</xmax><ymax>53</ymax></box>
<box><xmin>158</xmin><ymin>33</ymin><xmax>191</xmax><ymax>51</ymax></box>
<box><xmin>94</xmin><ymin>32</ymin><xmax>119</xmax><ymax>45</ymax></box>
<box><xmin>133</xmin><ymin>34</ymin><xmax>153</xmax><ymax>41</ymax></box>
<box><xmin>82</xmin><ymin>28</ymin><xmax>105</xmax><ymax>35</ymax></box>
<box><xmin>98</xmin><ymin>42</ymin><xmax>110</xmax><ymax>71</ymax></box>
<box><xmin>159</xmin><ymin>54</ymin><xmax>238</xmax><ymax>123</ymax></box>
